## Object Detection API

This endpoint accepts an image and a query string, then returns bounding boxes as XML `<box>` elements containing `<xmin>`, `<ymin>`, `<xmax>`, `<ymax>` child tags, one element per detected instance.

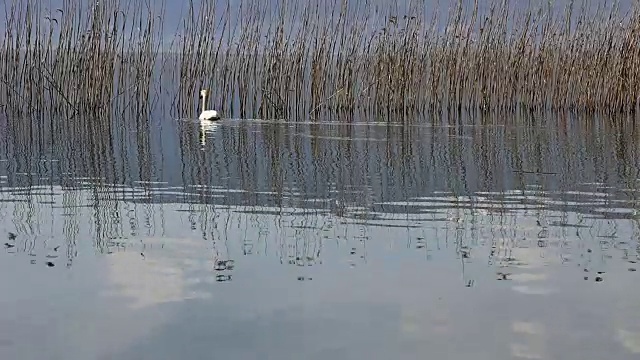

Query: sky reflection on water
<box><xmin>1</xmin><ymin>115</ymin><xmax>640</xmax><ymax>359</ymax></box>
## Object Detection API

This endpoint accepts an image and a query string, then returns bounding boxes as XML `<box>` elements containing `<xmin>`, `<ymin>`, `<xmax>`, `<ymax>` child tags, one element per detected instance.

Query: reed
<box><xmin>1</xmin><ymin>0</ymin><xmax>640</xmax><ymax>122</ymax></box>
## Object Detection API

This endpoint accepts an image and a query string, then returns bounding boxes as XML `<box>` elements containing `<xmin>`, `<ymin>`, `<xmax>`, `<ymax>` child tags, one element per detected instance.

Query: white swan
<box><xmin>198</xmin><ymin>89</ymin><xmax>220</xmax><ymax>121</ymax></box>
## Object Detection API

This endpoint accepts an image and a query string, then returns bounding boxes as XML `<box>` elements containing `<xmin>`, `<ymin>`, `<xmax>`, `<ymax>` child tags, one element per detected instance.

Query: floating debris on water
<box><xmin>215</xmin><ymin>274</ymin><xmax>232</xmax><ymax>282</ymax></box>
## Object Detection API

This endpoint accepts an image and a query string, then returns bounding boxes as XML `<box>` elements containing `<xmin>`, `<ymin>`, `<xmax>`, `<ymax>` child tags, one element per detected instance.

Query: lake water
<box><xmin>1</xmin><ymin>112</ymin><xmax>639</xmax><ymax>359</ymax></box>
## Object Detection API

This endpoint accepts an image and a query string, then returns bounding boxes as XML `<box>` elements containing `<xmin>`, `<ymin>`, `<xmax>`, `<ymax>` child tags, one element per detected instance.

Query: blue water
<box><xmin>0</xmin><ymin>111</ymin><xmax>639</xmax><ymax>359</ymax></box>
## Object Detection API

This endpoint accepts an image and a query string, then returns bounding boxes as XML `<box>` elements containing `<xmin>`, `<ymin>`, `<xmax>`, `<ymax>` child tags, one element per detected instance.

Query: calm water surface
<box><xmin>1</xmin><ymin>113</ymin><xmax>640</xmax><ymax>359</ymax></box>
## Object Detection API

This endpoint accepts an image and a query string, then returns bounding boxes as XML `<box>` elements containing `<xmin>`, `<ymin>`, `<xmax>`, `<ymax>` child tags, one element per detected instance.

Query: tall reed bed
<box><xmin>2</xmin><ymin>0</ymin><xmax>640</xmax><ymax>122</ymax></box>
<box><xmin>0</xmin><ymin>0</ymin><xmax>163</xmax><ymax>119</ymax></box>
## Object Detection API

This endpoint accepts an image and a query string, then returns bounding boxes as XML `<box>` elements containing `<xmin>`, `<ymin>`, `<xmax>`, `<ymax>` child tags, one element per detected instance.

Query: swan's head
<box><xmin>199</xmin><ymin>89</ymin><xmax>209</xmax><ymax>98</ymax></box>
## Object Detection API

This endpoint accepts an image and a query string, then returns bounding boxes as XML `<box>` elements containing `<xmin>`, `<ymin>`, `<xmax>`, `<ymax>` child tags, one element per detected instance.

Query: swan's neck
<box><xmin>201</xmin><ymin>93</ymin><xmax>207</xmax><ymax>112</ymax></box>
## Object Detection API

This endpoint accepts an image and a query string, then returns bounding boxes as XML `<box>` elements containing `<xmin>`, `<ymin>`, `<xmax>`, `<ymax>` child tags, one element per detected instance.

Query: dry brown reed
<box><xmin>2</xmin><ymin>0</ymin><xmax>640</xmax><ymax>122</ymax></box>
<box><xmin>0</xmin><ymin>0</ymin><xmax>162</xmax><ymax>120</ymax></box>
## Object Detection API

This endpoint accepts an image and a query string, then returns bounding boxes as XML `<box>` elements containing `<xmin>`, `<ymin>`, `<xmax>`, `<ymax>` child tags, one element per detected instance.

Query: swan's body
<box><xmin>198</xmin><ymin>89</ymin><xmax>220</xmax><ymax>121</ymax></box>
<box><xmin>199</xmin><ymin>109</ymin><xmax>220</xmax><ymax>121</ymax></box>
